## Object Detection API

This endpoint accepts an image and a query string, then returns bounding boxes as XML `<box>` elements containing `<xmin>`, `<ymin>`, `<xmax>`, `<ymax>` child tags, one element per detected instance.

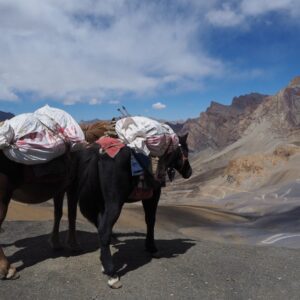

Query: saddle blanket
<box><xmin>96</xmin><ymin>136</ymin><xmax>125</xmax><ymax>158</ymax></box>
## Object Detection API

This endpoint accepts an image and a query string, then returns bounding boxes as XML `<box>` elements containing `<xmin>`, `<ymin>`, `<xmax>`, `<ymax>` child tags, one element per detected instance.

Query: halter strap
<box><xmin>177</xmin><ymin>145</ymin><xmax>188</xmax><ymax>172</ymax></box>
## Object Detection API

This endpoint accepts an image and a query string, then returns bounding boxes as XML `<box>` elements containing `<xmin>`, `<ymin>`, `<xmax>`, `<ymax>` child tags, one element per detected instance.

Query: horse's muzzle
<box><xmin>182</xmin><ymin>167</ymin><xmax>192</xmax><ymax>179</ymax></box>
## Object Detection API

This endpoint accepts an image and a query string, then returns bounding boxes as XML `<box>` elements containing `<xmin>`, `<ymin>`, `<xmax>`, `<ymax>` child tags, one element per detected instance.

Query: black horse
<box><xmin>0</xmin><ymin>152</ymin><xmax>79</xmax><ymax>280</ymax></box>
<box><xmin>76</xmin><ymin>134</ymin><xmax>192</xmax><ymax>288</ymax></box>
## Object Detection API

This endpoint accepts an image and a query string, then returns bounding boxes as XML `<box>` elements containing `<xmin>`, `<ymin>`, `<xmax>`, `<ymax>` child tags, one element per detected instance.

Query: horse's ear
<box><xmin>179</xmin><ymin>133</ymin><xmax>188</xmax><ymax>143</ymax></box>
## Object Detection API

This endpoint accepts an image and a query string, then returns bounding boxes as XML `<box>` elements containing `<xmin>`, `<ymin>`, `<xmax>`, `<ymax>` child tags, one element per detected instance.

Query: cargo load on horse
<box><xmin>90</xmin><ymin>116</ymin><xmax>181</xmax><ymax>194</ymax></box>
<box><xmin>0</xmin><ymin>105</ymin><xmax>85</xmax><ymax>165</ymax></box>
<box><xmin>80</xmin><ymin>120</ymin><xmax>116</xmax><ymax>144</ymax></box>
<box><xmin>115</xmin><ymin>116</ymin><xmax>179</xmax><ymax>157</ymax></box>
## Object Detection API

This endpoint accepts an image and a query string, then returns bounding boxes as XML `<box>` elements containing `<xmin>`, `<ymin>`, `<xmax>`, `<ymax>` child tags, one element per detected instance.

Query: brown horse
<box><xmin>0</xmin><ymin>151</ymin><xmax>79</xmax><ymax>280</ymax></box>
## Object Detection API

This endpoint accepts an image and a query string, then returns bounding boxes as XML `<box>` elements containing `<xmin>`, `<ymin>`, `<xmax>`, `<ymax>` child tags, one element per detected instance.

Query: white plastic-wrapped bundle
<box><xmin>0</xmin><ymin>122</ymin><xmax>14</xmax><ymax>150</ymax></box>
<box><xmin>35</xmin><ymin>105</ymin><xmax>85</xmax><ymax>151</ymax></box>
<box><xmin>0</xmin><ymin>105</ymin><xmax>85</xmax><ymax>165</ymax></box>
<box><xmin>115</xmin><ymin>116</ymin><xmax>179</xmax><ymax>156</ymax></box>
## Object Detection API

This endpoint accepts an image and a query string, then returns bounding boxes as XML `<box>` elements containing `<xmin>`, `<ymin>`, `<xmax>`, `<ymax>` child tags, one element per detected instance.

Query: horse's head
<box><xmin>165</xmin><ymin>133</ymin><xmax>192</xmax><ymax>180</ymax></box>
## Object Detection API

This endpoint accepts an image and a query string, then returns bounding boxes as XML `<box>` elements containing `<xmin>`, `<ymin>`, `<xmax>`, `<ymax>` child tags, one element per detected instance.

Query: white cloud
<box><xmin>0</xmin><ymin>83</ymin><xmax>18</xmax><ymax>101</ymax></box>
<box><xmin>206</xmin><ymin>4</ymin><xmax>244</xmax><ymax>27</ymax></box>
<box><xmin>152</xmin><ymin>102</ymin><xmax>166</xmax><ymax>110</ymax></box>
<box><xmin>240</xmin><ymin>0</ymin><xmax>294</xmax><ymax>16</ymax></box>
<box><xmin>89</xmin><ymin>98</ymin><xmax>102</xmax><ymax>105</ymax></box>
<box><xmin>109</xmin><ymin>100</ymin><xmax>120</xmax><ymax>105</ymax></box>
<box><xmin>0</xmin><ymin>0</ymin><xmax>223</xmax><ymax>103</ymax></box>
<box><xmin>0</xmin><ymin>0</ymin><xmax>299</xmax><ymax>104</ymax></box>
<box><xmin>206</xmin><ymin>0</ymin><xmax>300</xmax><ymax>28</ymax></box>
<box><xmin>63</xmin><ymin>98</ymin><xmax>77</xmax><ymax>106</ymax></box>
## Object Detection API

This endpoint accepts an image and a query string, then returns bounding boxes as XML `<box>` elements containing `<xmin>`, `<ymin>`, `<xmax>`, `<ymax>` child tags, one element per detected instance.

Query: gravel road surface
<box><xmin>1</xmin><ymin>218</ymin><xmax>299</xmax><ymax>300</ymax></box>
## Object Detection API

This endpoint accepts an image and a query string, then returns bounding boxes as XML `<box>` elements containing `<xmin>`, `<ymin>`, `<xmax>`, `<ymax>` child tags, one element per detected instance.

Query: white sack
<box><xmin>35</xmin><ymin>105</ymin><xmax>85</xmax><ymax>151</ymax></box>
<box><xmin>115</xmin><ymin>116</ymin><xmax>179</xmax><ymax>156</ymax></box>
<box><xmin>2</xmin><ymin>113</ymin><xmax>66</xmax><ymax>164</ymax></box>
<box><xmin>0</xmin><ymin>105</ymin><xmax>85</xmax><ymax>165</ymax></box>
<box><xmin>0</xmin><ymin>121</ymin><xmax>14</xmax><ymax>150</ymax></box>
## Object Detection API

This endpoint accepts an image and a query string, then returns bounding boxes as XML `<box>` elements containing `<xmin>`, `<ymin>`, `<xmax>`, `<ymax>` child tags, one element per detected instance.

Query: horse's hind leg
<box><xmin>66</xmin><ymin>189</ymin><xmax>79</xmax><ymax>251</ymax></box>
<box><xmin>97</xmin><ymin>201</ymin><xmax>123</xmax><ymax>288</ymax></box>
<box><xmin>0</xmin><ymin>248</ymin><xmax>18</xmax><ymax>280</ymax></box>
<box><xmin>49</xmin><ymin>192</ymin><xmax>64</xmax><ymax>250</ymax></box>
<box><xmin>142</xmin><ymin>188</ymin><xmax>161</xmax><ymax>256</ymax></box>
<box><xmin>0</xmin><ymin>174</ymin><xmax>18</xmax><ymax>279</ymax></box>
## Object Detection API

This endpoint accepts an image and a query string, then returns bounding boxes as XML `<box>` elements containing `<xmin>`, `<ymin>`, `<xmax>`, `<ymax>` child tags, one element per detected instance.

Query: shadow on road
<box><xmin>112</xmin><ymin>232</ymin><xmax>196</xmax><ymax>277</ymax></box>
<box><xmin>2</xmin><ymin>230</ymin><xmax>99</xmax><ymax>272</ymax></box>
<box><xmin>2</xmin><ymin>227</ymin><xmax>195</xmax><ymax>276</ymax></box>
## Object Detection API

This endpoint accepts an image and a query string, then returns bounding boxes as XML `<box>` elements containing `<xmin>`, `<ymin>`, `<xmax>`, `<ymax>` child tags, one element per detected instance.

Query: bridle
<box><xmin>166</xmin><ymin>144</ymin><xmax>189</xmax><ymax>181</ymax></box>
<box><xmin>177</xmin><ymin>144</ymin><xmax>189</xmax><ymax>173</ymax></box>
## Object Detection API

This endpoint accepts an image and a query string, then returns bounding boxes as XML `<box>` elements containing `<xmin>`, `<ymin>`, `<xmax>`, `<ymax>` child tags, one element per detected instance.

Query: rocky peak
<box><xmin>187</xmin><ymin>77</ymin><xmax>300</xmax><ymax>152</ymax></box>
<box><xmin>232</xmin><ymin>93</ymin><xmax>267</xmax><ymax>111</ymax></box>
<box><xmin>288</xmin><ymin>76</ymin><xmax>300</xmax><ymax>88</ymax></box>
<box><xmin>179</xmin><ymin>93</ymin><xmax>267</xmax><ymax>152</ymax></box>
<box><xmin>207</xmin><ymin>101</ymin><xmax>228</xmax><ymax>114</ymax></box>
<box><xmin>0</xmin><ymin>111</ymin><xmax>14</xmax><ymax>121</ymax></box>
<box><xmin>263</xmin><ymin>77</ymin><xmax>300</xmax><ymax>130</ymax></box>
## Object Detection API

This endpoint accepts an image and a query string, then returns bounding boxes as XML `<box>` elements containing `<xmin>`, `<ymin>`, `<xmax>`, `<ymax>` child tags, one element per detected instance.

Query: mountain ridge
<box><xmin>176</xmin><ymin>92</ymin><xmax>268</xmax><ymax>152</ymax></box>
<box><xmin>0</xmin><ymin>111</ymin><xmax>14</xmax><ymax>121</ymax></box>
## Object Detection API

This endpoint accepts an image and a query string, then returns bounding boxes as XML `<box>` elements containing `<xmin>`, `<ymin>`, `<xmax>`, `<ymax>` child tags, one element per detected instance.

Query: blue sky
<box><xmin>0</xmin><ymin>0</ymin><xmax>300</xmax><ymax>121</ymax></box>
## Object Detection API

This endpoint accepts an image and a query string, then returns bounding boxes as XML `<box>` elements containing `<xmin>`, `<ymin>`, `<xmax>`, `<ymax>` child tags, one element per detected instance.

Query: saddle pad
<box><xmin>96</xmin><ymin>136</ymin><xmax>125</xmax><ymax>158</ymax></box>
<box><xmin>131</xmin><ymin>152</ymin><xmax>151</xmax><ymax>176</ymax></box>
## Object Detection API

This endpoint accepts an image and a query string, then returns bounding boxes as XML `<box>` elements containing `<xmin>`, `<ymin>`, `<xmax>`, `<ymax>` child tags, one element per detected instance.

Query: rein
<box><xmin>178</xmin><ymin>145</ymin><xmax>188</xmax><ymax>171</ymax></box>
<box><xmin>166</xmin><ymin>144</ymin><xmax>188</xmax><ymax>181</ymax></box>
<box><xmin>131</xmin><ymin>137</ymin><xmax>189</xmax><ymax>184</ymax></box>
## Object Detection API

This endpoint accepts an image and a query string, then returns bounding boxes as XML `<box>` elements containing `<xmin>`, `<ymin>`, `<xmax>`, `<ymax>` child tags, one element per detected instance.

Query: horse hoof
<box><xmin>49</xmin><ymin>239</ymin><xmax>63</xmax><ymax>251</ymax></box>
<box><xmin>67</xmin><ymin>242</ymin><xmax>82</xmax><ymax>253</ymax></box>
<box><xmin>0</xmin><ymin>267</ymin><xmax>20</xmax><ymax>280</ymax></box>
<box><xmin>151</xmin><ymin>251</ymin><xmax>161</xmax><ymax>259</ymax></box>
<box><xmin>108</xmin><ymin>276</ymin><xmax>122</xmax><ymax>289</ymax></box>
<box><xmin>6</xmin><ymin>267</ymin><xmax>20</xmax><ymax>280</ymax></box>
<box><xmin>101</xmin><ymin>265</ymin><xmax>105</xmax><ymax>274</ymax></box>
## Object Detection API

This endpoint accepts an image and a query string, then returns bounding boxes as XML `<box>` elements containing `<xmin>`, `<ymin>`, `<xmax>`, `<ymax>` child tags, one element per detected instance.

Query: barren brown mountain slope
<box><xmin>177</xmin><ymin>93</ymin><xmax>267</xmax><ymax>152</ymax></box>
<box><xmin>162</xmin><ymin>76</ymin><xmax>300</xmax><ymax>209</ymax></box>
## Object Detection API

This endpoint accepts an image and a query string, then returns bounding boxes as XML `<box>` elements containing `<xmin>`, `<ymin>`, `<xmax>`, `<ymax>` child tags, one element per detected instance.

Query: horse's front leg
<box><xmin>97</xmin><ymin>201</ymin><xmax>123</xmax><ymax>289</ymax></box>
<box><xmin>0</xmin><ymin>174</ymin><xmax>18</xmax><ymax>280</ymax></box>
<box><xmin>142</xmin><ymin>188</ymin><xmax>161</xmax><ymax>256</ymax></box>
<box><xmin>49</xmin><ymin>192</ymin><xmax>64</xmax><ymax>250</ymax></box>
<box><xmin>0</xmin><ymin>205</ymin><xmax>18</xmax><ymax>279</ymax></box>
